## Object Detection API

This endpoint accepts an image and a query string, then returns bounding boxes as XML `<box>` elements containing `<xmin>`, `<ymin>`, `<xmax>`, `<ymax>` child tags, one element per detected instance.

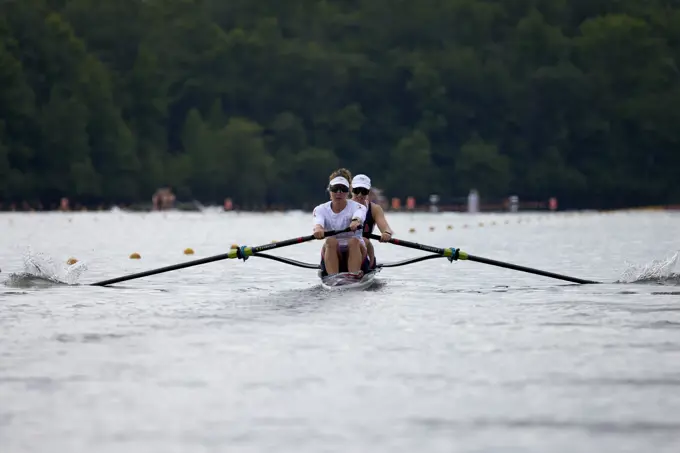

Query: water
<box><xmin>1</xmin><ymin>209</ymin><xmax>679</xmax><ymax>453</ymax></box>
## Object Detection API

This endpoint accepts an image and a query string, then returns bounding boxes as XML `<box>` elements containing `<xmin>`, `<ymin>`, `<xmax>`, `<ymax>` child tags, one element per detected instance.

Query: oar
<box><xmin>91</xmin><ymin>228</ymin><xmax>352</xmax><ymax>287</ymax></box>
<box><xmin>364</xmin><ymin>233</ymin><xmax>598</xmax><ymax>284</ymax></box>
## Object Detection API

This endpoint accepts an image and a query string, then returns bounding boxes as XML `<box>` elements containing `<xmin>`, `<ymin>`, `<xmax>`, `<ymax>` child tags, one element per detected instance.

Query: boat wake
<box><xmin>617</xmin><ymin>251</ymin><xmax>680</xmax><ymax>286</ymax></box>
<box><xmin>2</xmin><ymin>249</ymin><xmax>88</xmax><ymax>288</ymax></box>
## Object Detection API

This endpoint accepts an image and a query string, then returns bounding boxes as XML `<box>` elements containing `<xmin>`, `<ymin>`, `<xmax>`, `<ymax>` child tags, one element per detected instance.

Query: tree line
<box><xmin>1</xmin><ymin>0</ymin><xmax>679</xmax><ymax>210</ymax></box>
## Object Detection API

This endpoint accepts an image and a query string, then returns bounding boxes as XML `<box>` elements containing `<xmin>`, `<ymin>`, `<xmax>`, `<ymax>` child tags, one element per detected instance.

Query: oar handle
<box><xmin>249</xmin><ymin>226</ymin><xmax>353</xmax><ymax>254</ymax></box>
<box><xmin>326</xmin><ymin>226</ymin><xmax>355</xmax><ymax>236</ymax></box>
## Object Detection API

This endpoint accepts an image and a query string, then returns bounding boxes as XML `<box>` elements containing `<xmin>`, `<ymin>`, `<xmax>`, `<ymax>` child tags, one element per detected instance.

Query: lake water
<box><xmin>1</xmin><ymin>209</ymin><xmax>679</xmax><ymax>453</ymax></box>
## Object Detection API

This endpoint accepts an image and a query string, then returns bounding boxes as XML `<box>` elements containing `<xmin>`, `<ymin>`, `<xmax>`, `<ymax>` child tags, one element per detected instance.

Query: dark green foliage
<box><xmin>1</xmin><ymin>0</ymin><xmax>678</xmax><ymax>209</ymax></box>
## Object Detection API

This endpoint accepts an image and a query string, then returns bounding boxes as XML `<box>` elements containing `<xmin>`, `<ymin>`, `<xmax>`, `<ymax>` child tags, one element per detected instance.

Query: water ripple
<box><xmin>1</xmin><ymin>211</ymin><xmax>680</xmax><ymax>453</ymax></box>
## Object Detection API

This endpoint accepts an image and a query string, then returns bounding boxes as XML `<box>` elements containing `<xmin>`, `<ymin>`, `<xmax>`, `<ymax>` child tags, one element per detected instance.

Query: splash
<box><xmin>617</xmin><ymin>251</ymin><xmax>680</xmax><ymax>285</ymax></box>
<box><xmin>3</xmin><ymin>248</ymin><xmax>88</xmax><ymax>287</ymax></box>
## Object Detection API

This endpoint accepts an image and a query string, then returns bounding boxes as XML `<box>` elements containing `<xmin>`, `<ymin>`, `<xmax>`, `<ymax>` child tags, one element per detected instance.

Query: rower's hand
<box><xmin>380</xmin><ymin>231</ymin><xmax>393</xmax><ymax>242</ymax></box>
<box><xmin>313</xmin><ymin>228</ymin><xmax>325</xmax><ymax>240</ymax></box>
<box><xmin>349</xmin><ymin>219</ymin><xmax>361</xmax><ymax>231</ymax></box>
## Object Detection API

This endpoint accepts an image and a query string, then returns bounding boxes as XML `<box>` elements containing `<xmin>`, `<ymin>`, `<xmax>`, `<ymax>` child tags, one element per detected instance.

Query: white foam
<box><xmin>618</xmin><ymin>250</ymin><xmax>679</xmax><ymax>284</ymax></box>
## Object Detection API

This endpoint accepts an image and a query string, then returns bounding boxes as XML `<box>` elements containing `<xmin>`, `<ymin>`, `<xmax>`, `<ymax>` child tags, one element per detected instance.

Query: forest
<box><xmin>1</xmin><ymin>0</ymin><xmax>679</xmax><ymax>210</ymax></box>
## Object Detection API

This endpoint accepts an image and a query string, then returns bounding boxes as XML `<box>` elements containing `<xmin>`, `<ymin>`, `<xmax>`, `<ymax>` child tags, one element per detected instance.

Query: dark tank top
<box><xmin>363</xmin><ymin>202</ymin><xmax>376</xmax><ymax>235</ymax></box>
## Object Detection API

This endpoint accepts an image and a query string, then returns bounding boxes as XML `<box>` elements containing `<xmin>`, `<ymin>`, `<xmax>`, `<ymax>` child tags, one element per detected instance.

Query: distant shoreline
<box><xmin>1</xmin><ymin>202</ymin><xmax>677</xmax><ymax>214</ymax></box>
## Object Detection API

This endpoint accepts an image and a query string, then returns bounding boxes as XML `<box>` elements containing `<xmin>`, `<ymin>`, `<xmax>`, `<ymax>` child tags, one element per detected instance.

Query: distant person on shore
<box><xmin>152</xmin><ymin>187</ymin><xmax>176</xmax><ymax>210</ymax></box>
<box><xmin>350</xmin><ymin>174</ymin><xmax>394</xmax><ymax>270</ymax></box>
<box><xmin>467</xmin><ymin>189</ymin><xmax>479</xmax><ymax>213</ymax></box>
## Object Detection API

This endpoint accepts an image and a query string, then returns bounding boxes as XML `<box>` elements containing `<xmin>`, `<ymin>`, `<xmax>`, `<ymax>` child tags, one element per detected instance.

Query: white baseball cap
<box><xmin>329</xmin><ymin>176</ymin><xmax>350</xmax><ymax>187</ymax></box>
<box><xmin>352</xmin><ymin>174</ymin><xmax>371</xmax><ymax>190</ymax></box>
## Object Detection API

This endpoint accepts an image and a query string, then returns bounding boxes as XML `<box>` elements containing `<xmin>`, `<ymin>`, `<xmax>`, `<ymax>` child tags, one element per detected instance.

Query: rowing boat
<box><xmin>90</xmin><ymin>228</ymin><xmax>599</xmax><ymax>287</ymax></box>
<box><xmin>319</xmin><ymin>269</ymin><xmax>380</xmax><ymax>290</ymax></box>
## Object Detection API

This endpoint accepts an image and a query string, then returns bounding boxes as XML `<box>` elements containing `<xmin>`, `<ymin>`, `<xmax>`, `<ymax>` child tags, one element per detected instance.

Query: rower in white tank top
<box><xmin>312</xmin><ymin>199</ymin><xmax>366</xmax><ymax>248</ymax></box>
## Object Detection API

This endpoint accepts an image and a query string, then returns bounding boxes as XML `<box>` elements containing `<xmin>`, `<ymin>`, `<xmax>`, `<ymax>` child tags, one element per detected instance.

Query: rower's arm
<box><xmin>351</xmin><ymin>203</ymin><xmax>368</xmax><ymax>223</ymax></box>
<box><xmin>312</xmin><ymin>206</ymin><xmax>326</xmax><ymax>232</ymax></box>
<box><xmin>373</xmin><ymin>204</ymin><xmax>394</xmax><ymax>236</ymax></box>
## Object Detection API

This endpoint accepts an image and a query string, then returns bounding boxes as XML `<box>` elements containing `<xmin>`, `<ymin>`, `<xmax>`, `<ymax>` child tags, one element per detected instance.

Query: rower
<box><xmin>350</xmin><ymin>174</ymin><xmax>394</xmax><ymax>269</ymax></box>
<box><xmin>313</xmin><ymin>169</ymin><xmax>370</xmax><ymax>277</ymax></box>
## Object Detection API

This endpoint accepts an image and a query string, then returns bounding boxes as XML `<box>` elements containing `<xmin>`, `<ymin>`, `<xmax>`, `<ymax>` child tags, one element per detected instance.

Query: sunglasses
<box><xmin>328</xmin><ymin>185</ymin><xmax>349</xmax><ymax>193</ymax></box>
<box><xmin>352</xmin><ymin>187</ymin><xmax>369</xmax><ymax>196</ymax></box>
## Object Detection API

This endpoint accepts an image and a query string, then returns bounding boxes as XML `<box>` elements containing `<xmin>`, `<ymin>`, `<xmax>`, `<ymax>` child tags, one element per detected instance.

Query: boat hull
<box><xmin>319</xmin><ymin>269</ymin><xmax>380</xmax><ymax>290</ymax></box>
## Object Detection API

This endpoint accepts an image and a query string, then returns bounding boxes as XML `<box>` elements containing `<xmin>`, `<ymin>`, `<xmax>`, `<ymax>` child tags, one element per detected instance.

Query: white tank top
<box><xmin>312</xmin><ymin>200</ymin><xmax>367</xmax><ymax>247</ymax></box>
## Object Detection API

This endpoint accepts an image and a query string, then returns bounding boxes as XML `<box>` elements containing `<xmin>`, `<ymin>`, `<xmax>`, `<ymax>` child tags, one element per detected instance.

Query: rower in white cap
<box><xmin>350</xmin><ymin>174</ymin><xmax>394</xmax><ymax>270</ymax></box>
<box><xmin>313</xmin><ymin>168</ymin><xmax>371</xmax><ymax>277</ymax></box>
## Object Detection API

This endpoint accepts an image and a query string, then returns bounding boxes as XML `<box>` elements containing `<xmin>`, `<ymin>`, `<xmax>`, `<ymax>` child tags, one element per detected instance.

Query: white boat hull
<box><xmin>319</xmin><ymin>269</ymin><xmax>380</xmax><ymax>290</ymax></box>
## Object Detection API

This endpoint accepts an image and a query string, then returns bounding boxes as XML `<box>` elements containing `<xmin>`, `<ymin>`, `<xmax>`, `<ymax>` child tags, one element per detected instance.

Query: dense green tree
<box><xmin>0</xmin><ymin>0</ymin><xmax>679</xmax><ymax>209</ymax></box>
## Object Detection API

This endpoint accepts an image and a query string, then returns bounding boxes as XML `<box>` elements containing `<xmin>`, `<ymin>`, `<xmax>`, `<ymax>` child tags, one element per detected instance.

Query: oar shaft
<box><xmin>364</xmin><ymin>233</ymin><xmax>446</xmax><ymax>255</ymax></box>
<box><xmin>251</xmin><ymin>235</ymin><xmax>314</xmax><ymax>254</ymax></box>
<box><xmin>465</xmin><ymin>254</ymin><xmax>598</xmax><ymax>284</ymax></box>
<box><xmin>90</xmin><ymin>252</ymin><xmax>237</xmax><ymax>286</ymax></box>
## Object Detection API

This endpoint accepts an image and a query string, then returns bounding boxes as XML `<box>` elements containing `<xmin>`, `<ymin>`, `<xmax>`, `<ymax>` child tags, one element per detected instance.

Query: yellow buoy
<box><xmin>183</xmin><ymin>248</ymin><xmax>194</xmax><ymax>255</ymax></box>
<box><xmin>129</xmin><ymin>252</ymin><xmax>141</xmax><ymax>259</ymax></box>
<box><xmin>409</xmin><ymin>227</ymin><xmax>416</xmax><ymax>233</ymax></box>
<box><xmin>66</xmin><ymin>258</ymin><xmax>78</xmax><ymax>265</ymax></box>
<box><xmin>446</xmin><ymin>225</ymin><xmax>453</xmax><ymax>230</ymax></box>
